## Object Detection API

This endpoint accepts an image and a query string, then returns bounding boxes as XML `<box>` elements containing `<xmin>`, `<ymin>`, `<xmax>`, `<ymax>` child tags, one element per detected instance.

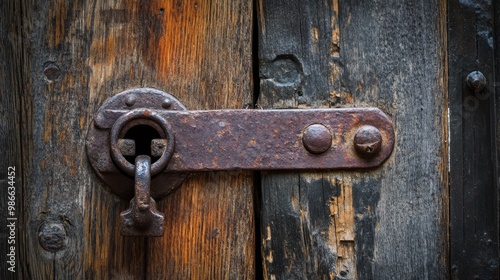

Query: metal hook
<box><xmin>120</xmin><ymin>155</ymin><xmax>165</xmax><ymax>236</ymax></box>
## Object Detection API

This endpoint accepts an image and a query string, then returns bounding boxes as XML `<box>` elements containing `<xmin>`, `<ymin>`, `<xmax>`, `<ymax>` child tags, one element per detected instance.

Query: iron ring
<box><xmin>110</xmin><ymin>108</ymin><xmax>174</xmax><ymax>176</ymax></box>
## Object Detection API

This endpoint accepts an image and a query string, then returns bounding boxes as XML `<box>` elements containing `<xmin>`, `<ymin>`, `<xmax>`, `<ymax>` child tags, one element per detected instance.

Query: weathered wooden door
<box><xmin>1</xmin><ymin>0</ymin><xmax>499</xmax><ymax>279</ymax></box>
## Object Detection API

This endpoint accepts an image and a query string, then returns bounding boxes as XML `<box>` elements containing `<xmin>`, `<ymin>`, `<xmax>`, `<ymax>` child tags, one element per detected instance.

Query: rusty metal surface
<box><xmin>118</xmin><ymin>139</ymin><xmax>136</xmax><ymax>156</ymax></box>
<box><xmin>302</xmin><ymin>124</ymin><xmax>333</xmax><ymax>154</ymax></box>
<box><xmin>86</xmin><ymin>88</ymin><xmax>188</xmax><ymax>199</ymax></box>
<box><xmin>86</xmin><ymin>88</ymin><xmax>395</xmax><ymax>200</ymax></box>
<box><xmin>353</xmin><ymin>125</ymin><xmax>383</xmax><ymax>158</ymax></box>
<box><xmin>110</xmin><ymin>108</ymin><xmax>174</xmax><ymax>176</ymax></box>
<box><xmin>94</xmin><ymin>108</ymin><xmax>394</xmax><ymax>170</ymax></box>
<box><xmin>120</xmin><ymin>155</ymin><xmax>165</xmax><ymax>236</ymax></box>
<box><xmin>156</xmin><ymin>108</ymin><xmax>395</xmax><ymax>171</ymax></box>
<box><xmin>151</xmin><ymin>139</ymin><xmax>168</xmax><ymax>157</ymax></box>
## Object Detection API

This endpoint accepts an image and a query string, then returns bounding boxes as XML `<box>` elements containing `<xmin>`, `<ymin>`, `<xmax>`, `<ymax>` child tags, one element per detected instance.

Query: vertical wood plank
<box><xmin>449</xmin><ymin>0</ymin><xmax>499</xmax><ymax>278</ymax></box>
<box><xmin>339</xmin><ymin>1</ymin><xmax>449</xmax><ymax>278</ymax></box>
<box><xmin>257</xmin><ymin>1</ymin><xmax>353</xmax><ymax>279</ymax></box>
<box><xmin>17</xmin><ymin>0</ymin><xmax>254</xmax><ymax>279</ymax></box>
<box><xmin>142</xmin><ymin>1</ymin><xmax>255</xmax><ymax>279</ymax></box>
<box><xmin>258</xmin><ymin>0</ymin><xmax>448</xmax><ymax>279</ymax></box>
<box><xmin>149</xmin><ymin>172</ymin><xmax>255</xmax><ymax>279</ymax></box>
<box><xmin>19</xmin><ymin>0</ymin><xmax>148</xmax><ymax>278</ymax></box>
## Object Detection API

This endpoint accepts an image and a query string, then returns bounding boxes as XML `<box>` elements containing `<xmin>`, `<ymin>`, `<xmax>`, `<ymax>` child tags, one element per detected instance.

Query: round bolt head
<box><xmin>354</xmin><ymin>125</ymin><xmax>382</xmax><ymax>158</ymax></box>
<box><xmin>302</xmin><ymin>124</ymin><xmax>332</xmax><ymax>154</ymax></box>
<box><xmin>162</xmin><ymin>99</ymin><xmax>172</xmax><ymax>108</ymax></box>
<box><xmin>125</xmin><ymin>94</ymin><xmax>137</xmax><ymax>107</ymax></box>
<box><xmin>38</xmin><ymin>223</ymin><xmax>67</xmax><ymax>252</ymax></box>
<box><xmin>43</xmin><ymin>62</ymin><xmax>61</xmax><ymax>81</ymax></box>
<box><xmin>466</xmin><ymin>71</ymin><xmax>486</xmax><ymax>92</ymax></box>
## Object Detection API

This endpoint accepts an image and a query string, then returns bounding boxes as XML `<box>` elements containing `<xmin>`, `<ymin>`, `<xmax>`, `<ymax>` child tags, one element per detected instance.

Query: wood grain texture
<box><xmin>261</xmin><ymin>173</ymin><xmax>355</xmax><ymax>279</ymax></box>
<box><xmin>495</xmin><ymin>1</ymin><xmax>500</xmax><ymax>276</ymax></box>
<box><xmin>449</xmin><ymin>0</ymin><xmax>499</xmax><ymax>278</ymax></box>
<box><xmin>15</xmin><ymin>0</ymin><xmax>254</xmax><ymax>279</ymax></box>
<box><xmin>148</xmin><ymin>172</ymin><xmax>255</xmax><ymax>279</ymax></box>
<box><xmin>257</xmin><ymin>1</ymin><xmax>354</xmax><ymax>279</ymax></box>
<box><xmin>340</xmin><ymin>1</ymin><xmax>449</xmax><ymax>278</ymax></box>
<box><xmin>257</xmin><ymin>0</ymin><xmax>448</xmax><ymax>279</ymax></box>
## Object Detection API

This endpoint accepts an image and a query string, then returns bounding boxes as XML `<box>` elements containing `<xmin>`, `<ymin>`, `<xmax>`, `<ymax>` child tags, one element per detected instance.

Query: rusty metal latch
<box><xmin>120</xmin><ymin>155</ymin><xmax>165</xmax><ymax>236</ymax></box>
<box><xmin>86</xmin><ymin>88</ymin><xmax>395</xmax><ymax>236</ymax></box>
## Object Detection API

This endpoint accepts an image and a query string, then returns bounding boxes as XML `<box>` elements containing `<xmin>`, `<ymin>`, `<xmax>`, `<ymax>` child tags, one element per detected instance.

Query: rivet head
<box><xmin>125</xmin><ymin>94</ymin><xmax>137</xmax><ymax>107</ymax></box>
<box><xmin>38</xmin><ymin>223</ymin><xmax>67</xmax><ymax>252</ymax></box>
<box><xmin>302</xmin><ymin>124</ymin><xmax>332</xmax><ymax>154</ymax></box>
<box><xmin>354</xmin><ymin>125</ymin><xmax>382</xmax><ymax>158</ymax></box>
<box><xmin>466</xmin><ymin>71</ymin><xmax>487</xmax><ymax>92</ymax></box>
<box><xmin>43</xmin><ymin>62</ymin><xmax>61</xmax><ymax>81</ymax></box>
<box><xmin>162</xmin><ymin>99</ymin><xmax>172</xmax><ymax>109</ymax></box>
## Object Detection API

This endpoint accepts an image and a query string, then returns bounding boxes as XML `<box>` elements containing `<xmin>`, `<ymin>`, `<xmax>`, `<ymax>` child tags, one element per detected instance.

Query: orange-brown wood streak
<box><xmin>149</xmin><ymin>172</ymin><xmax>255</xmax><ymax>279</ymax></box>
<box><xmin>437</xmin><ymin>0</ymin><xmax>449</xmax><ymax>272</ymax></box>
<box><xmin>328</xmin><ymin>176</ymin><xmax>356</xmax><ymax>279</ymax></box>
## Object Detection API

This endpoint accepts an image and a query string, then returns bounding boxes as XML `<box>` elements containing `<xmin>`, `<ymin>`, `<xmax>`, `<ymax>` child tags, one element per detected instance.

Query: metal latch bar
<box><xmin>86</xmin><ymin>88</ymin><xmax>395</xmax><ymax>202</ymax></box>
<box><xmin>94</xmin><ymin>108</ymin><xmax>394</xmax><ymax>171</ymax></box>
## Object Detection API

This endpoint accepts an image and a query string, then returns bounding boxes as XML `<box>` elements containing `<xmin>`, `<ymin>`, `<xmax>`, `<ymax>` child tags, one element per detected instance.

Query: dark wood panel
<box><xmin>257</xmin><ymin>0</ymin><xmax>448</xmax><ymax>279</ymax></box>
<box><xmin>15</xmin><ymin>0</ymin><xmax>254</xmax><ymax>279</ymax></box>
<box><xmin>1</xmin><ymin>2</ymin><xmax>23</xmax><ymax>280</ymax></box>
<box><xmin>449</xmin><ymin>0</ymin><xmax>499</xmax><ymax>278</ymax></box>
<box><xmin>339</xmin><ymin>1</ymin><xmax>449</xmax><ymax>278</ymax></box>
<box><xmin>257</xmin><ymin>1</ymin><xmax>349</xmax><ymax>278</ymax></box>
<box><xmin>18</xmin><ymin>0</ymin><xmax>146</xmax><ymax>278</ymax></box>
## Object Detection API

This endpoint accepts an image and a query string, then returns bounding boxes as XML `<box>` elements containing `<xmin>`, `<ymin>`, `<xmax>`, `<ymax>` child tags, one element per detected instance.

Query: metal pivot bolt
<box><xmin>120</xmin><ymin>155</ymin><xmax>165</xmax><ymax>236</ymax></box>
